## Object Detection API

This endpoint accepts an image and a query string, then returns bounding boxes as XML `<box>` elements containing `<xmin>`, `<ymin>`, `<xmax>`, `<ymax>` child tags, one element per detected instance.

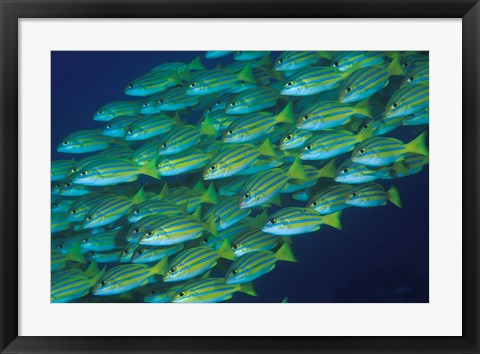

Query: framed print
<box><xmin>1</xmin><ymin>0</ymin><xmax>479</xmax><ymax>353</ymax></box>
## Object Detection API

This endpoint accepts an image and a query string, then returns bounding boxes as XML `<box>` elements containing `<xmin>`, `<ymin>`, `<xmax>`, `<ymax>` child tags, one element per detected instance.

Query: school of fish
<box><xmin>51</xmin><ymin>51</ymin><xmax>429</xmax><ymax>303</ymax></box>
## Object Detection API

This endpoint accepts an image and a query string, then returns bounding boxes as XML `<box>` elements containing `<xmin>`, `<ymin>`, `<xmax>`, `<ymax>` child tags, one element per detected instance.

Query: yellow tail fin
<box><xmin>152</xmin><ymin>257</ymin><xmax>169</xmax><ymax>277</ymax></box>
<box><xmin>316</xmin><ymin>159</ymin><xmax>337</xmax><ymax>179</ymax></box>
<box><xmin>200</xmin><ymin>183</ymin><xmax>219</xmax><ymax>205</ymax></box>
<box><xmin>274</xmin><ymin>101</ymin><xmax>295</xmax><ymax>124</ymax></box>
<box><xmin>407</xmin><ymin>131</ymin><xmax>429</xmax><ymax>156</ymax></box>
<box><xmin>216</xmin><ymin>239</ymin><xmax>236</xmax><ymax>261</ymax></box>
<box><xmin>321</xmin><ymin>211</ymin><xmax>343</xmax><ymax>230</ymax></box>
<box><xmin>258</xmin><ymin>138</ymin><xmax>277</xmax><ymax>157</ymax></box>
<box><xmin>237</xmin><ymin>64</ymin><xmax>257</xmax><ymax>85</ymax></box>
<box><xmin>188</xmin><ymin>55</ymin><xmax>206</xmax><ymax>71</ymax></box>
<box><xmin>240</xmin><ymin>282</ymin><xmax>258</xmax><ymax>297</ymax></box>
<box><xmin>131</xmin><ymin>187</ymin><xmax>146</xmax><ymax>204</ymax></box>
<box><xmin>275</xmin><ymin>242</ymin><xmax>297</xmax><ymax>262</ymax></box>
<box><xmin>140</xmin><ymin>160</ymin><xmax>161</xmax><ymax>180</ymax></box>
<box><xmin>287</xmin><ymin>158</ymin><xmax>309</xmax><ymax>180</ymax></box>
<box><xmin>387</xmin><ymin>185</ymin><xmax>403</xmax><ymax>208</ymax></box>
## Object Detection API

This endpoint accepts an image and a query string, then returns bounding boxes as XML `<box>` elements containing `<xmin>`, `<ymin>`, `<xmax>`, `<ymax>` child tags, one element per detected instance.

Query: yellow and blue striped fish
<box><xmin>124</xmin><ymin>114</ymin><xmax>176</xmax><ymax>141</ymax></box>
<box><xmin>92</xmin><ymin>258</ymin><xmax>168</xmax><ymax>296</ymax></box>
<box><xmin>234</xmin><ymin>51</ymin><xmax>270</xmax><ymax>61</ymax></box>
<box><xmin>51</xmin><ymin>159</ymin><xmax>76</xmax><ymax>182</ymax></box>
<box><xmin>307</xmin><ymin>184</ymin><xmax>353</xmax><ymax>215</ymax></box>
<box><xmin>262</xmin><ymin>207</ymin><xmax>342</xmax><ymax>236</ymax></box>
<box><xmin>71</xmin><ymin>158</ymin><xmax>159</xmax><ymax>186</ymax></box>
<box><xmin>222</xmin><ymin>102</ymin><xmax>294</xmax><ymax>143</ymax></box>
<box><xmin>225</xmin><ymin>87</ymin><xmax>281</xmax><ymax>114</ymax></box>
<box><xmin>127</xmin><ymin>199</ymin><xmax>183</xmax><ymax>223</ymax></box>
<box><xmin>300</xmin><ymin>127</ymin><xmax>371</xmax><ymax>160</ymax></box>
<box><xmin>130</xmin><ymin>141</ymin><xmax>159</xmax><ymax>167</ymax></box>
<box><xmin>94</xmin><ymin>101</ymin><xmax>141</xmax><ymax>121</ymax></box>
<box><xmin>274</xmin><ymin>51</ymin><xmax>330</xmax><ymax>72</ymax></box>
<box><xmin>351</xmin><ymin>132</ymin><xmax>428</xmax><ymax>167</ymax></box>
<box><xmin>80</xmin><ymin>229</ymin><xmax>127</xmax><ymax>252</ymax></box>
<box><xmin>156</xmin><ymin>150</ymin><xmax>212</xmax><ymax>177</ymax></box>
<box><xmin>163</xmin><ymin>240</ymin><xmax>235</xmax><ymax>282</ymax></box>
<box><xmin>131</xmin><ymin>243</ymin><xmax>184</xmax><ymax>264</ymax></box>
<box><xmin>151</xmin><ymin>87</ymin><xmax>201</xmax><ymax>112</ymax></box>
<box><xmin>400</xmin><ymin>64</ymin><xmax>429</xmax><ymax>87</ymax></box>
<box><xmin>225</xmin><ymin>243</ymin><xmax>297</xmax><ymax>284</ymax></box>
<box><xmin>296</xmin><ymin>100</ymin><xmax>371</xmax><ymax>130</ymax></box>
<box><xmin>345</xmin><ymin>182</ymin><xmax>402</xmax><ymax>208</ymax></box>
<box><xmin>57</xmin><ymin>130</ymin><xmax>114</xmax><ymax>154</ymax></box>
<box><xmin>67</xmin><ymin>193</ymin><xmax>114</xmax><ymax>222</ymax></box>
<box><xmin>384</xmin><ymin>83</ymin><xmax>429</xmax><ymax>119</ymax></box>
<box><xmin>101</xmin><ymin>116</ymin><xmax>139</xmax><ymax>138</ymax></box>
<box><xmin>338</xmin><ymin>54</ymin><xmax>403</xmax><ymax>103</ymax></box>
<box><xmin>124</xmin><ymin>71</ymin><xmax>180</xmax><ymax>97</ymax></box>
<box><xmin>83</xmin><ymin>189</ymin><xmax>145</xmax><ymax>229</ymax></box>
<box><xmin>331</xmin><ymin>51</ymin><xmax>386</xmax><ymax>72</ymax></box>
<box><xmin>171</xmin><ymin>278</ymin><xmax>257</xmax><ymax>303</ymax></box>
<box><xmin>281</xmin><ymin>67</ymin><xmax>347</xmax><ymax>96</ymax></box>
<box><xmin>204</xmin><ymin>197</ymin><xmax>251</xmax><ymax>231</ymax></box>
<box><xmin>186</xmin><ymin>66</ymin><xmax>257</xmax><ymax>96</ymax></box>
<box><xmin>157</xmin><ymin>125</ymin><xmax>204</xmax><ymax>156</ymax></box>
<box><xmin>231</xmin><ymin>228</ymin><xmax>285</xmax><ymax>257</ymax></box>
<box><xmin>138</xmin><ymin>213</ymin><xmax>216</xmax><ymax>246</ymax></box>
<box><xmin>279</xmin><ymin>127</ymin><xmax>313</xmax><ymax>151</ymax></box>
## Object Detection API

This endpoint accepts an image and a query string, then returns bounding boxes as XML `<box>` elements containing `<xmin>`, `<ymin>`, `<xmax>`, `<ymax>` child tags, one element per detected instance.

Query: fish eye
<box><xmin>305</xmin><ymin>145</ymin><xmax>312</xmax><ymax>150</ymax></box>
<box><xmin>52</xmin><ymin>203</ymin><xmax>58</xmax><ymax>208</ymax></box>
<box><xmin>207</xmin><ymin>108</ymin><xmax>212</xmax><ymax>112</ymax></box>
<box><xmin>285</xmin><ymin>134</ymin><xmax>293</xmax><ymax>141</ymax></box>
<box><xmin>311</xmin><ymin>201</ymin><xmax>318</xmax><ymax>206</ymax></box>
<box><xmin>65</xmin><ymin>183</ymin><xmax>72</xmax><ymax>187</ymax></box>
<box><xmin>56</xmin><ymin>244</ymin><xmax>63</xmax><ymax>249</ymax></box>
<box><xmin>178</xmin><ymin>291</ymin><xmax>185</xmax><ymax>297</ymax></box>
<box><xmin>402</xmin><ymin>62</ymin><xmax>409</xmax><ymax>68</ymax></box>
<box><xmin>71</xmin><ymin>168</ymin><xmax>78</xmax><ymax>173</ymax></box>
<box><xmin>62</xmin><ymin>141</ymin><xmax>69</xmax><ymax>145</ymax></box>
<box><xmin>333</xmin><ymin>61</ymin><xmax>340</xmax><ymax>67</ymax></box>
<box><xmin>134</xmin><ymin>209</ymin><xmax>140</xmax><ymax>214</ymax></box>
<box><xmin>231</xmin><ymin>244</ymin><xmax>238</xmax><ymax>250</ymax></box>
<box><xmin>70</xmin><ymin>209</ymin><xmax>78</xmax><ymax>214</ymax></box>
<box><xmin>106</xmin><ymin>124</ymin><xmax>112</xmax><ymax>129</ymax></box>
<box><xmin>359</xmin><ymin>148</ymin><xmax>366</xmax><ymax>154</ymax></box>
<box><xmin>351</xmin><ymin>192</ymin><xmax>357</xmax><ymax>197</ymax></box>
<box><xmin>137</xmin><ymin>249</ymin><xmax>143</xmax><ymax>255</ymax></box>
<box><xmin>216</xmin><ymin>101</ymin><xmax>221</xmax><ymax>106</ymax></box>
<box><xmin>82</xmin><ymin>238</ymin><xmax>88</xmax><ymax>243</ymax></box>
<box><xmin>157</xmin><ymin>99</ymin><xmax>164</xmax><ymax>104</ymax></box>
<box><xmin>99</xmin><ymin>281</ymin><xmax>106</xmax><ymax>287</ymax></box>
<box><xmin>230</xmin><ymin>270</ymin><xmax>238</xmax><ymax>276</ymax></box>
<box><xmin>286</xmin><ymin>81</ymin><xmax>294</xmax><ymax>87</ymax></box>
<box><xmin>209</xmin><ymin>165</ymin><xmax>216</xmax><ymax>171</ymax></box>
<box><xmin>151</xmin><ymin>290</ymin><xmax>156</xmax><ymax>295</ymax></box>
<box><xmin>345</xmin><ymin>87</ymin><xmax>352</xmax><ymax>93</ymax></box>
<box><xmin>236</xmin><ymin>51</ymin><xmax>242</xmax><ymax>54</ymax></box>
<box><xmin>278</xmin><ymin>58</ymin><xmax>284</xmax><ymax>64</ymax></box>
<box><xmin>391</xmin><ymin>103</ymin><xmax>398</xmax><ymax>109</ymax></box>
<box><xmin>408</xmin><ymin>76</ymin><xmax>415</xmax><ymax>82</ymax></box>
<box><xmin>128</xmin><ymin>84</ymin><xmax>134</xmax><ymax>89</ymax></box>
<box><xmin>133</xmin><ymin>228</ymin><xmax>140</xmax><ymax>234</ymax></box>
<box><xmin>203</xmin><ymin>237</ymin><xmax>209</xmax><ymax>244</ymax></box>
<box><xmin>230</xmin><ymin>102</ymin><xmax>236</xmax><ymax>107</ymax></box>
<box><xmin>146</xmin><ymin>231</ymin><xmax>154</xmax><ymax>237</ymax></box>
<box><xmin>80</xmin><ymin>170</ymin><xmax>88</xmax><ymax>176</ymax></box>
<box><xmin>169</xmin><ymin>268</ymin><xmax>176</xmax><ymax>274</ymax></box>
<box><xmin>190</xmin><ymin>82</ymin><xmax>196</xmax><ymax>88</ymax></box>
<box><xmin>302</xmin><ymin>115</ymin><xmax>309</xmax><ymax>121</ymax></box>
<box><xmin>227</xmin><ymin>130</ymin><xmax>234</xmax><ymax>135</ymax></box>
<box><xmin>268</xmin><ymin>218</ymin><xmax>277</xmax><ymax>225</ymax></box>
<box><xmin>127</xmin><ymin>128</ymin><xmax>133</xmax><ymax>134</ymax></box>
<box><xmin>89</xmin><ymin>251</ymin><xmax>95</xmax><ymax>256</ymax></box>
<box><xmin>161</xmin><ymin>142</ymin><xmax>167</xmax><ymax>148</ymax></box>
<box><xmin>142</xmin><ymin>103</ymin><xmax>149</xmax><ymax>107</ymax></box>
<box><xmin>341</xmin><ymin>168</ymin><xmax>349</xmax><ymax>174</ymax></box>
<box><xmin>122</xmin><ymin>249</ymin><xmax>128</xmax><ymax>255</ymax></box>
<box><xmin>97</xmin><ymin>111</ymin><xmax>104</xmax><ymax>115</ymax></box>
<box><xmin>361</xmin><ymin>123</ymin><xmax>369</xmax><ymax>130</ymax></box>
<box><xmin>243</xmin><ymin>193</ymin><xmax>250</xmax><ymax>200</ymax></box>
<box><xmin>86</xmin><ymin>216</ymin><xmax>92</xmax><ymax>221</ymax></box>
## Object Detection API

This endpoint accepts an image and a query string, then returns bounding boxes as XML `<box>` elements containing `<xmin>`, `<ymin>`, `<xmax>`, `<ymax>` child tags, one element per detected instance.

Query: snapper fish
<box><xmin>274</xmin><ymin>51</ymin><xmax>331</xmax><ymax>72</ymax></box>
<box><xmin>351</xmin><ymin>132</ymin><xmax>428</xmax><ymax>167</ymax></box>
<box><xmin>344</xmin><ymin>183</ymin><xmax>402</xmax><ymax>208</ymax></box>
<box><xmin>280</xmin><ymin>67</ymin><xmax>348</xmax><ymax>96</ymax></box>
<box><xmin>57</xmin><ymin>130</ymin><xmax>115</xmax><ymax>154</ymax></box>
<box><xmin>171</xmin><ymin>278</ymin><xmax>257</xmax><ymax>303</ymax></box>
<box><xmin>262</xmin><ymin>208</ymin><xmax>342</xmax><ymax>236</ymax></box>
<box><xmin>94</xmin><ymin>101</ymin><xmax>141</xmax><ymax>121</ymax></box>
<box><xmin>331</xmin><ymin>51</ymin><xmax>387</xmax><ymax>72</ymax></box>
<box><xmin>225</xmin><ymin>243</ymin><xmax>297</xmax><ymax>284</ymax></box>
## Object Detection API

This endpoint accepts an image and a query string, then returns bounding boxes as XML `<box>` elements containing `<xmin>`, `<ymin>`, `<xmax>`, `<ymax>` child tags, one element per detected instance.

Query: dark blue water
<box><xmin>51</xmin><ymin>51</ymin><xmax>428</xmax><ymax>303</ymax></box>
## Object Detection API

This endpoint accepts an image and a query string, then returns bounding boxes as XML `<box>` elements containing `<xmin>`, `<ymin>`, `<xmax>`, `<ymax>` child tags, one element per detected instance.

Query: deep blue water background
<box><xmin>52</xmin><ymin>51</ymin><xmax>429</xmax><ymax>303</ymax></box>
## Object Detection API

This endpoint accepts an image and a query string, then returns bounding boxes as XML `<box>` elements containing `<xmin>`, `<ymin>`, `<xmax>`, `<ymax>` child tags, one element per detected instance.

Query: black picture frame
<box><xmin>1</xmin><ymin>1</ymin><xmax>478</xmax><ymax>353</ymax></box>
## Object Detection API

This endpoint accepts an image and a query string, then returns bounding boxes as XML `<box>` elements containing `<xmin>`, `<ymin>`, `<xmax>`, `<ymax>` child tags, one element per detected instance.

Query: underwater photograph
<box><xmin>51</xmin><ymin>51</ymin><xmax>429</xmax><ymax>303</ymax></box>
